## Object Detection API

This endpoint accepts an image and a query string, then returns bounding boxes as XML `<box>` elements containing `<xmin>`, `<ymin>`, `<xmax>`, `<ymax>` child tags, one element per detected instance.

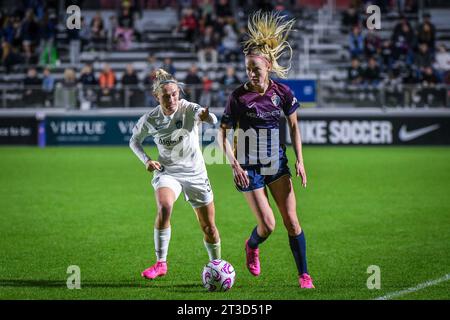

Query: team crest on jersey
<box><xmin>271</xmin><ymin>93</ymin><xmax>281</xmax><ymax>107</ymax></box>
<box><xmin>175</xmin><ymin>120</ymin><xmax>183</xmax><ymax>129</ymax></box>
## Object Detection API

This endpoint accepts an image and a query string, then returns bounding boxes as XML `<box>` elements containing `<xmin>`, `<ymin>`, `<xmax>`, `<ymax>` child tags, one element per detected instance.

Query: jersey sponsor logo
<box><xmin>271</xmin><ymin>93</ymin><xmax>281</xmax><ymax>107</ymax></box>
<box><xmin>245</xmin><ymin>110</ymin><xmax>281</xmax><ymax>119</ymax></box>
<box><xmin>398</xmin><ymin>124</ymin><xmax>440</xmax><ymax>142</ymax></box>
<box><xmin>158</xmin><ymin>135</ymin><xmax>183</xmax><ymax>146</ymax></box>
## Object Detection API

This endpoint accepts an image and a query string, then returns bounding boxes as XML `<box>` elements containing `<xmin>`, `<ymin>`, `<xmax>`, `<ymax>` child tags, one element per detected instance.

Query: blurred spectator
<box><xmin>198</xmin><ymin>0</ymin><xmax>214</xmax><ymax>23</ymax></box>
<box><xmin>99</xmin><ymin>63</ymin><xmax>116</xmax><ymax>92</ymax></box>
<box><xmin>79</xmin><ymin>16</ymin><xmax>91</xmax><ymax>51</ymax></box>
<box><xmin>419</xmin><ymin>66</ymin><xmax>445</xmax><ymax>107</ymax></box>
<box><xmin>161</xmin><ymin>57</ymin><xmax>176</xmax><ymax>76</ymax></box>
<box><xmin>21</xmin><ymin>9</ymin><xmax>40</xmax><ymax>64</ymax></box>
<box><xmin>348</xmin><ymin>25</ymin><xmax>364</xmax><ymax>58</ymax></box>
<box><xmin>39</xmin><ymin>10</ymin><xmax>58</xmax><ymax>67</ymax></box>
<box><xmin>116</xmin><ymin>1</ymin><xmax>135</xmax><ymax>50</ymax></box>
<box><xmin>54</xmin><ymin>68</ymin><xmax>78</xmax><ymax>109</ymax></box>
<box><xmin>91</xmin><ymin>11</ymin><xmax>105</xmax><ymax>39</ymax></box>
<box><xmin>42</xmin><ymin>67</ymin><xmax>55</xmax><ymax>91</ymax></box>
<box><xmin>341</xmin><ymin>5</ymin><xmax>360</xmax><ymax>30</ymax></box>
<box><xmin>219</xmin><ymin>66</ymin><xmax>240</xmax><ymax>105</ymax></box>
<box><xmin>391</xmin><ymin>17</ymin><xmax>415</xmax><ymax>63</ymax></box>
<box><xmin>199</xmin><ymin>73</ymin><xmax>213</xmax><ymax>106</ymax></box>
<box><xmin>184</xmin><ymin>64</ymin><xmax>202</xmax><ymax>101</ymax></box>
<box><xmin>1</xmin><ymin>16</ymin><xmax>15</xmax><ymax>44</ymax></box>
<box><xmin>434</xmin><ymin>44</ymin><xmax>450</xmax><ymax>82</ymax></box>
<box><xmin>216</xmin><ymin>0</ymin><xmax>233</xmax><ymax>19</ymax></box>
<box><xmin>42</xmin><ymin>67</ymin><xmax>55</xmax><ymax>107</ymax></box>
<box><xmin>347</xmin><ymin>58</ymin><xmax>364</xmax><ymax>85</ymax></box>
<box><xmin>402</xmin><ymin>65</ymin><xmax>419</xmax><ymax>85</ymax></box>
<box><xmin>221</xmin><ymin>66</ymin><xmax>240</xmax><ymax>86</ymax></box>
<box><xmin>414</xmin><ymin>43</ymin><xmax>433</xmax><ymax>76</ymax></box>
<box><xmin>364</xmin><ymin>56</ymin><xmax>381</xmax><ymax>87</ymax></box>
<box><xmin>144</xmin><ymin>54</ymin><xmax>161</xmax><ymax>76</ymax></box>
<box><xmin>273</xmin><ymin>0</ymin><xmax>292</xmax><ymax>18</ymax></box>
<box><xmin>197</xmin><ymin>25</ymin><xmax>219</xmax><ymax>66</ymax></box>
<box><xmin>420</xmin><ymin>66</ymin><xmax>439</xmax><ymax>86</ymax></box>
<box><xmin>416</xmin><ymin>13</ymin><xmax>436</xmax><ymax>53</ymax></box>
<box><xmin>1</xmin><ymin>40</ymin><xmax>23</xmax><ymax>73</ymax></box>
<box><xmin>24</xmin><ymin>0</ymin><xmax>45</xmax><ymax>20</ymax></box>
<box><xmin>107</xmin><ymin>15</ymin><xmax>118</xmax><ymax>51</ymax></box>
<box><xmin>219</xmin><ymin>24</ymin><xmax>239</xmax><ymax>62</ymax></box>
<box><xmin>383</xmin><ymin>66</ymin><xmax>404</xmax><ymax>107</ymax></box>
<box><xmin>379</xmin><ymin>39</ymin><xmax>393</xmax><ymax>72</ymax></box>
<box><xmin>121</xmin><ymin>63</ymin><xmax>139</xmax><ymax>107</ymax></box>
<box><xmin>121</xmin><ymin>63</ymin><xmax>138</xmax><ymax>85</ymax></box>
<box><xmin>79</xmin><ymin>63</ymin><xmax>97</xmax><ymax>85</ymax></box>
<box><xmin>11</xmin><ymin>16</ymin><xmax>23</xmax><ymax>49</ymax></box>
<box><xmin>178</xmin><ymin>8</ymin><xmax>198</xmax><ymax>43</ymax></box>
<box><xmin>364</xmin><ymin>29</ymin><xmax>381</xmax><ymax>58</ymax></box>
<box><xmin>23</xmin><ymin>66</ymin><xmax>42</xmax><ymax>105</ymax></box>
<box><xmin>254</xmin><ymin>0</ymin><xmax>273</xmax><ymax>13</ymax></box>
<box><xmin>79</xmin><ymin>63</ymin><xmax>97</xmax><ymax>109</ymax></box>
<box><xmin>98</xmin><ymin>63</ymin><xmax>118</xmax><ymax>107</ymax></box>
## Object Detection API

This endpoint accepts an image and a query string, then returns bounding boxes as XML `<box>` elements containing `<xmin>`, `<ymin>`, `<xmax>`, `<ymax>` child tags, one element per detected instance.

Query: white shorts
<box><xmin>151</xmin><ymin>171</ymin><xmax>213</xmax><ymax>208</ymax></box>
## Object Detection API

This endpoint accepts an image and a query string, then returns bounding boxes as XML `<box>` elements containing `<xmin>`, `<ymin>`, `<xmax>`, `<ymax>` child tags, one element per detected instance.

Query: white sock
<box><xmin>203</xmin><ymin>239</ymin><xmax>221</xmax><ymax>260</ymax></box>
<box><xmin>154</xmin><ymin>227</ymin><xmax>171</xmax><ymax>262</ymax></box>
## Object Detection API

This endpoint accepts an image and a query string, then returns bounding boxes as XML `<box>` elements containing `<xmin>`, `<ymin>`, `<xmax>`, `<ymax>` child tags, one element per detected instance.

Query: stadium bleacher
<box><xmin>0</xmin><ymin>0</ymin><xmax>449</xmax><ymax>109</ymax></box>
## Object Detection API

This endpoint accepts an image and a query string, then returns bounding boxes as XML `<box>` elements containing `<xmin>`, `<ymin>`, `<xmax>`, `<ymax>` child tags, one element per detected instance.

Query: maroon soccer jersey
<box><xmin>221</xmin><ymin>79</ymin><xmax>300</xmax><ymax>166</ymax></box>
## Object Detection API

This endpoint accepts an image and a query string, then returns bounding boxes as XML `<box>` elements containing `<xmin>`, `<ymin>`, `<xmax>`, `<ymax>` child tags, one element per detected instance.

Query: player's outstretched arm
<box><xmin>286</xmin><ymin>111</ymin><xmax>307</xmax><ymax>188</ymax></box>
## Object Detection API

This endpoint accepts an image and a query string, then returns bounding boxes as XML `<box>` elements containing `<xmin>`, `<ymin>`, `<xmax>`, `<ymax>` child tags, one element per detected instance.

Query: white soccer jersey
<box><xmin>130</xmin><ymin>99</ymin><xmax>217</xmax><ymax>177</ymax></box>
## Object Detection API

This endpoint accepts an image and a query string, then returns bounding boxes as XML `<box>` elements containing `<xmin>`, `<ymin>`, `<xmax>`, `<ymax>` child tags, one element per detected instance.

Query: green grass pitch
<box><xmin>0</xmin><ymin>146</ymin><xmax>449</xmax><ymax>300</ymax></box>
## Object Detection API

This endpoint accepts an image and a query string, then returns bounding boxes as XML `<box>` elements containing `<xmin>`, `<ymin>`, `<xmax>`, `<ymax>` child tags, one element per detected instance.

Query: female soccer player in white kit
<box><xmin>130</xmin><ymin>69</ymin><xmax>221</xmax><ymax>280</ymax></box>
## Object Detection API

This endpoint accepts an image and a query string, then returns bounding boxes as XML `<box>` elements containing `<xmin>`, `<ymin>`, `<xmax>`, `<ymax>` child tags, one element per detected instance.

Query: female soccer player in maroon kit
<box><xmin>218</xmin><ymin>11</ymin><xmax>314</xmax><ymax>288</ymax></box>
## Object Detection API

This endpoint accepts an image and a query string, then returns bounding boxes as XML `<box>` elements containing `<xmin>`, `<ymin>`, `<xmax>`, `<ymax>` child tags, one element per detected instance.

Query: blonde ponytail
<box><xmin>243</xmin><ymin>10</ymin><xmax>295</xmax><ymax>78</ymax></box>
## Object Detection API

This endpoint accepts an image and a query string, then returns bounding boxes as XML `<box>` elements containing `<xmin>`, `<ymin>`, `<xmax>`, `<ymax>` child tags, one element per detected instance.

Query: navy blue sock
<box><xmin>289</xmin><ymin>231</ymin><xmax>308</xmax><ymax>275</ymax></box>
<box><xmin>247</xmin><ymin>226</ymin><xmax>267</xmax><ymax>249</ymax></box>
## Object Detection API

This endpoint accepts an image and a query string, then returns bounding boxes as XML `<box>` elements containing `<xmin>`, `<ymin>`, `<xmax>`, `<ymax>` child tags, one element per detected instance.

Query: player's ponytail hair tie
<box><xmin>243</xmin><ymin>10</ymin><xmax>296</xmax><ymax>79</ymax></box>
<box><xmin>153</xmin><ymin>69</ymin><xmax>185</xmax><ymax>95</ymax></box>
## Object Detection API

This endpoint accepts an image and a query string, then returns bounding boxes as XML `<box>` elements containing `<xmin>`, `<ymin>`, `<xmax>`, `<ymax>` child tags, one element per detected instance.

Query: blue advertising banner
<box><xmin>45</xmin><ymin>116</ymin><xmax>142</xmax><ymax>145</ymax></box>
<box><xmin>0</xmin><ymin>117</ymin><xmax>37</xmax><ymax>145</ymax></box>
<box><xmin>39</xmin><ymin>111</ymin><xmax>450</xmax><ymax>146</ymax></box>
<box><xmin>277</xmin><ymin>79</ymin><xmax>316</xmax><ymax>105</ymax></box>
<box><xmin>44</xmin><ymin>115</ymin><xmax>216</xmax><ymax>146</ymax></box>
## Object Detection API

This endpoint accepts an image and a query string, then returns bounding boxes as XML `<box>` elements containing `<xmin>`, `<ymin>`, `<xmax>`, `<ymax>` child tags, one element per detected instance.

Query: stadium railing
<box><xmin>0</xmin><ymin>83</ymin><xmax>449</xmax><ymax>109</ymax></box>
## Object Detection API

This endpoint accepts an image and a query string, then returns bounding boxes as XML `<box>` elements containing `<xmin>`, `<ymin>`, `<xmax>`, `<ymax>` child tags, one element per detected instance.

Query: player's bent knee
<box><xmin>284</xmin><ymin>220</ymin><xmax>301</xmax><ymax>235</ymax></box>
<box><xmin>158</xmin><ymin>203</ymin><xmax>173</xmax><ymax>220</ymax></box>
<box><xmin>260</xmin><ymin>221</ymin><xmax>275</xmax><ymax>237</ymax></box>
<box><xmin>202</xmin><ymin>224</ymin><xmax>218</xmax><ymax>238</ymax></box>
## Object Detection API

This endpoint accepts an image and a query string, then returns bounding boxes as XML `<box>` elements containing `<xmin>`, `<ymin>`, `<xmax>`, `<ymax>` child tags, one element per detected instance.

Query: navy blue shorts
<box><xmin>236</xmin><ymin>145</ymin><xmax>291</xmax><ymax>192</ymax></box>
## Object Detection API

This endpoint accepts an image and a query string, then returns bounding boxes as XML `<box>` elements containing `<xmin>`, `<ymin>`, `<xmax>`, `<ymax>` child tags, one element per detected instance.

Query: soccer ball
<box><xmin>202</xmin><ymin>259</ymin><xmax>236</xmax><ymax>292</ymax></box>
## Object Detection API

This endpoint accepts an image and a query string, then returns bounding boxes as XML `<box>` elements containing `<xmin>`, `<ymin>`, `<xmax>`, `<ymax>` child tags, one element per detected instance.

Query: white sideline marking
<box><xmin>374</xmin><ymin>274</ymin><xmax>450</xmax><ymax>300</ymax></box>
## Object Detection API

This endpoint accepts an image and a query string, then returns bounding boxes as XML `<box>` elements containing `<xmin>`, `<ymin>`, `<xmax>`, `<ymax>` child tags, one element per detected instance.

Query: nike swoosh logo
<box><xmin>399</xmin><ymin>124</ymin><xmax>440</xmax><ymax>142</ymax></box>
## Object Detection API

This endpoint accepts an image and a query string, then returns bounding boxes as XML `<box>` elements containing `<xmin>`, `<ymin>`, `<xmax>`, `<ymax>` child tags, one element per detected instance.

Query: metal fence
<box><xmin>0</xmin><ymin>82</ymin><xmax>449</xmax><ymax>109</ymax></box>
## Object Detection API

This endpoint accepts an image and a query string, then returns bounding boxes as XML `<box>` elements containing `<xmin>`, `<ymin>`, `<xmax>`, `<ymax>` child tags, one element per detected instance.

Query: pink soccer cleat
<box><xmin>141</xmin><ymin>261</ymin><xmax>167</xmax><ymax>280</ymax></box>
<box><xmin>299</xmin><ymin>273</ymin><xmax>315</xmax><ymax>288</ymax></box>
<box><xmin>245</xmin><ymin>239</ymin><xmax>261</xmax><ymax>276</ymax></box>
